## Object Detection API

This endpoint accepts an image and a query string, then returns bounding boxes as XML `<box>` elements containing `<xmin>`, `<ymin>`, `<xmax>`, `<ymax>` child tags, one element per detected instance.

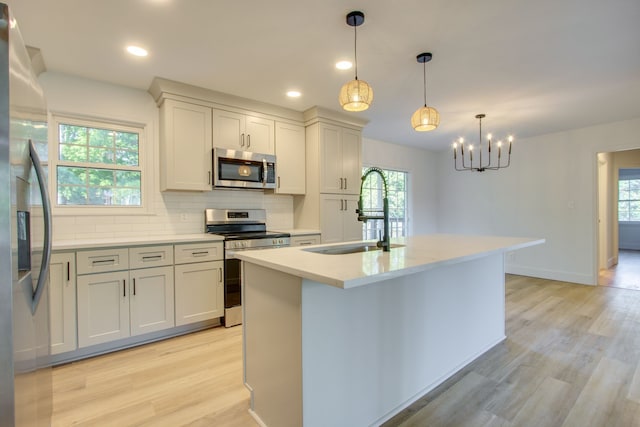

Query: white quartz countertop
<box><xmin>234</xmin><ymin>234</ymin><xmax>545</xmax><ymax>289</ymax></box>
<box><xmin>53</xmin><ymin>233</ymin><xmax>224</xmax><ymax>251</ymax></box>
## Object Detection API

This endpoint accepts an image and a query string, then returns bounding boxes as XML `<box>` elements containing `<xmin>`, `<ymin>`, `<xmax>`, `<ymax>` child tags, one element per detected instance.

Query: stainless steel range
<box><xmin>205</xmin><ymin>209</ymin><xmax>290</xmax><ymax>327</ymax></box>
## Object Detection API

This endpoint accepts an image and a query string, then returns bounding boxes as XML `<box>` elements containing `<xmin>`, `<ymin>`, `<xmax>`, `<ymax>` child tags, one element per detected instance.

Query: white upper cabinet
<box><xmin>319</xmin><ymin>123</ymin><xmax>361</xmax><ymax>195</ymax></box>
<box><xmin>213</xmin><ymin>109</ymin><xmax>274</xmax><ymax>154</ymax></box>
<box><xmin>274</xmin><ymin>122</ymin><xmax>305</xmax><ymax>195</ymax></box>
<box><xmin>159</xmin><ymin>99</ymin><xmax>212</xmax><ymax>191</ymax></box>
<box><xmin>150</xmin><ymin>78</ymin><xmax>304</xmax><ymax>192</ymax></box>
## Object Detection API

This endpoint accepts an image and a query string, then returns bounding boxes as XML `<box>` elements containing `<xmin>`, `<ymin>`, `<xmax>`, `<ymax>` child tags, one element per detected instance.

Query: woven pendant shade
<box><xmin>411</xmin><ymin>105</ymin><xmax>440</xmax><ymax>131</ymax></box>
<box><xmin>339</xmin><ymin>79</ymin><xmax>373</xmax><ymax>112</ymax></box>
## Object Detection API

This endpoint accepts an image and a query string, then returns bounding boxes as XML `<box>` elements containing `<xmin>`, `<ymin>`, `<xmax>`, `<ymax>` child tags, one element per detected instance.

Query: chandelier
<box><xmin>453</xmin><ymin>114</ymin><xmax>513</xmax><ymax>172</ymax></box>
<box><xmin>338</xmin><ymin>11</ymin><xmax>373</xmax><ymax>112</ymax></box>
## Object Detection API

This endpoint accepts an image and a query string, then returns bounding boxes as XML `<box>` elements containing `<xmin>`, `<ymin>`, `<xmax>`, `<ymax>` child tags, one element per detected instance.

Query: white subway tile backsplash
<box><xmin>52</xmin><ymin>188</ymin><xmax>294</xmax><ymax>242</ymax></box>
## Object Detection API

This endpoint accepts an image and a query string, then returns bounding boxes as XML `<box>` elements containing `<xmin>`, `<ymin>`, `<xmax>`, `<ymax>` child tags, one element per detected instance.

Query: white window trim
<box><xmin>48</xmin><ymin>113</ymin><xmax>153</xmax><ymax>216</ymax></box>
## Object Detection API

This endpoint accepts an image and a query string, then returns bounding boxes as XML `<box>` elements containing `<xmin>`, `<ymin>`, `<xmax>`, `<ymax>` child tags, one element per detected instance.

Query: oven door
<box><xmin>213</xmin><ymin>148</ymin><xmax>276</xmax><ymax>189</ymax></box>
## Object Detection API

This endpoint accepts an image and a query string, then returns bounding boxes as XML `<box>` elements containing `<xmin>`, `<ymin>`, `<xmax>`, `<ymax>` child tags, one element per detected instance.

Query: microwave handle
<box><xmin>262</xmin><ymin>158</ymin><xmax>268</xmax><ymax>184</ymax></box>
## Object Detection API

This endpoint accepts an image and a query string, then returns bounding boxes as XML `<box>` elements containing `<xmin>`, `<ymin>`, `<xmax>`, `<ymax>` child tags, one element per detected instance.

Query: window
<box><xmin>360</xmin><ymin>168</ymin><xmax>408</xmax><ymax>239</ymax></box>
<box><xmin>52</xmin><ymin>117</ymin><xmax>143</xmax><ymax>208</ymax></box>
<box><xmin>619</xmin><ymin>177</ymin><xmax>640</xmax><ymax>222</ymax></box>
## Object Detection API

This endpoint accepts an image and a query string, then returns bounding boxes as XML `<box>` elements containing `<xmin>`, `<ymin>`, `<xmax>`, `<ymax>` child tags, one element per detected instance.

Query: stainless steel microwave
<box><xmin>213</xmin><ymin>148</ymin><xmax>276</xmax><ymax>189</ymax></box>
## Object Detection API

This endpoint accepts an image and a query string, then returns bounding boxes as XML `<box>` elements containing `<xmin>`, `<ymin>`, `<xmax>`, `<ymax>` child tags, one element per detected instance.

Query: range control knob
<box><xmin>242</xmin><ymin>241</ymin><xmax>248</xmax><ymax>248</ymax></box>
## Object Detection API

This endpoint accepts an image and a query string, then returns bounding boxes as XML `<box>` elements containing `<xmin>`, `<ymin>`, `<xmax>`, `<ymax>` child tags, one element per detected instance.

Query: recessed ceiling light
<box><xmin>286</xmin><ymin>91</ymin><xmax>301</xmax><ymax>98</ymax></box>
<box><xmin>336</xmin><ymin>60</ymin><xmax>352</xmax><ymax>70</ymax></box>
<box><xmin>126</xmin><ymin>45</ymin><xmax>148</xmax><ymax>57</ymax></box>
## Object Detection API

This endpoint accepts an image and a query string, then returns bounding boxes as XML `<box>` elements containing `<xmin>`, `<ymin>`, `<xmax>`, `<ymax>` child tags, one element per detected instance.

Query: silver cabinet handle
<box><xmin>339</xmin><ymin>177</ymin><xmax>344</xmax><ymax>189</ymax></box>
<box><xmin>278</xmin><ymin>176</ymin><xmax>281</xmax><ymax>189</ymax></box>
<box><xmin>344</xmin><ymin>177</ymin><xmax>347</xmax><ymax>190</ymax></box>
<box><xmin>247</xmin><ymin>134</ymin><xmax>251</xmax><ymax>148</ymax></box>
<box><xmin>192</xmin><ymin>251</ymin><xmax>209</xmax><ymax>257</ymax></box>
<box><xmin>92</xmin><ymin>259</ymin><xmax>115</xmax><ymax>265</ymax></box>
<box><xmin>123</xmin><ymin>279</ymin><xmax>126</xmax><ymax>297</ymax></box>
<box><xmin>208</xmin><ymin>170</ymin><xmax>211</xmax><ymax>185</ymax></box>
<box><xmin>219</xmin><ymin>268</ymin><xmax>223</xmax><ymax>283</ymax></box>
<box><xmin>241</xmin><ymin>133</ymin><xmax>245</xmax><ymax>147</ymax></box>
<box><xmin>67</xmin><ymin>262</ymin><xmax>70</xmax><ymax>282</ymax></box>
<box><xmin>133</xmin><ymin>278</ymin><xmax>136</xmax><ymax>296</ymax></box>
<box><xmin>142</xmin><ymin>255</ymin><xmax>162</xmax><ymax>261</ymax></box>
<box><xmin>29</xmin><ymin>139</ymin><xmax>52</xmax><ymax>314</ymax></box>
<box><xmin>298</xmin><ymin>241</ymin><xmax>313</xmax><ymax>246</ymax></box>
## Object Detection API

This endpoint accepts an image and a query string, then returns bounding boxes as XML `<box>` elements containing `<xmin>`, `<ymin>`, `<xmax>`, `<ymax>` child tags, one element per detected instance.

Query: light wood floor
<box><xmin>53</xmin><ymin>275</ymin><xmax>640</xmax><ymax>426</ymax></box>
<box><xmin>599</xmin><ymin>250</ymin><xmax>640</xmax><ymax>291</ymax></box>
<box><xmin>51</xmin><ymin>326</ymin><xmax>255</xmax><ymax>426</ymax></box>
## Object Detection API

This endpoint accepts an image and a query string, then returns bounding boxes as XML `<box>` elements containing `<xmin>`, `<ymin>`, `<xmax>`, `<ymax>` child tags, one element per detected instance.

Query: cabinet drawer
<box><xmin>174</xmin><ymin>242</ymin><xmax>223</xmax><ymax>264</ymax></box>
<box><xmin>291</xmin><ymin>235</ymin><xmax>321</xmax><ymax>246</ymax></box>
<box><xmin>77</xmin><ymin>248</ymin><xmax>129</xmax><ymax>275</ymax></box>
<box><xmin>129</xmin><ymin>245</ymin><xmax>174</xmax><ymax>269</ymax></box>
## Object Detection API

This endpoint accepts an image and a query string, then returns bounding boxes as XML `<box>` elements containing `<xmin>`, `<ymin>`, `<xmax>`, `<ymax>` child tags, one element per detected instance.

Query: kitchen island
<box><xmin>236</xmin><ymin>234</ymin><xmax>544</xmax><ymax>427</ymax></box>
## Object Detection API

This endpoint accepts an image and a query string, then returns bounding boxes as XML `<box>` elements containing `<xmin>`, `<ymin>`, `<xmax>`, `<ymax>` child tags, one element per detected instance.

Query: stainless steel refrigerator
<box><xmin>0</xmin><ymin>3</ymin><xmax>53</xmax><ymax>426</ymax></box>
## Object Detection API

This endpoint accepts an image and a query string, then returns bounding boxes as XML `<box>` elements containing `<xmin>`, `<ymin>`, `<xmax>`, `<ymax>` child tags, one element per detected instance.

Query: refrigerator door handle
<box><xmin>29</xmin><ymin>139</ymin><xmax>52</xmax><ymax>315</ymax></box>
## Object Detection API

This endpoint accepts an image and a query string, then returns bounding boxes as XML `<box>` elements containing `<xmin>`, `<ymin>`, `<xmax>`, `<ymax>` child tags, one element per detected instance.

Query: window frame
<box><xmin>618</xmin><ymin>177</ymin><xmax>640</xmax><ymax>223</ymax></box>
<box><xmin>360</xmin><ymin>166</ymin><xmax>409</xmax><ymax>240</ymax></box>
<box><xmin>48</xmin><ymin>113</ymin><xmax>152</xmax><ymax>215</ymax></box>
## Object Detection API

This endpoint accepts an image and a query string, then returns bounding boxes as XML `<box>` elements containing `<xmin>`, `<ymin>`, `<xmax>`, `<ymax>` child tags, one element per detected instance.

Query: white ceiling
<box><xmin>9</xmin><ymin>0</ymin><xmax>640</xmax><ymax>151</ymax></box>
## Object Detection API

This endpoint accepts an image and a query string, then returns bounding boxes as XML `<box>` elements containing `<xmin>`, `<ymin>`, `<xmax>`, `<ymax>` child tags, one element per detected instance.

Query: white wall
<box><xmin>437</xmin><ymin>117</ymin><xmax>640</xmax><ymax>285</ymax></box>
<box><xmin>362</xmin><ymin>138</ymin><xmax>438</xmax><ymax>235</ymax></box>
<box><xmin>39</xmin><ymin>72</ymin><xmax>293</xmax><ymax>242</ymax></box>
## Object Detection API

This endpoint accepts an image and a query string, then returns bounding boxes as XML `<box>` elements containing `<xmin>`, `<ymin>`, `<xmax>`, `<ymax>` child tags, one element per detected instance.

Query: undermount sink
<box><xmin>303</xmin><ymin>242</ymin><xmax>405</xmax><ymax>255</ymax></box>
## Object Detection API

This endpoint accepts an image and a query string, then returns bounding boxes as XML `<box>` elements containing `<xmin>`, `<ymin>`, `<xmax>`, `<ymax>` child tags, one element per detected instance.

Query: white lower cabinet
<box><xmin>49</xmin><ymin>252</ymin><xmax>77</xmax><ymax>355</ymax></box>
<box><xmin>77</xmin><ymin>270</ymin><xmax>130</xmax><ymax>348</ymax></box>
<box><xmin>129</xmin><ymin>266</ymin><xmax>175</xmax><ymax>336</ymax></box>
<box><xmin>290</xmin><ymin>234</ymin><xmax>321</xmax><ymax>247</ymax></box>
<box><xmin>320</xmin><ymin>194</ymin><xmax>362</xmax><ymax>244</ymax></box>
<box><xmin>174</xmin><ymin>260</ymin><xmax>224</xmax><ymax>326</ymax></box>
<box><xmin>76</xmin><ymin>246</ymin><xmax>176</xmax><ymax>348</ymax></box>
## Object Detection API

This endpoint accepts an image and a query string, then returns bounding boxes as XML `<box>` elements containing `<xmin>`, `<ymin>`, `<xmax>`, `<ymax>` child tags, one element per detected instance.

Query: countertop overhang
<box><xmin>234</xmin><ymin>234</ymin><xmax>545</xmax><ymax>289</ymax></box>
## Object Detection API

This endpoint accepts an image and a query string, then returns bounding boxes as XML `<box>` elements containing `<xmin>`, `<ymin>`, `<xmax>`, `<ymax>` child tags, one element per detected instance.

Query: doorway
<box><xmin>597</xmin><ymin>150</ymin><xmax>640</xmax><ymax>290</ymax></box>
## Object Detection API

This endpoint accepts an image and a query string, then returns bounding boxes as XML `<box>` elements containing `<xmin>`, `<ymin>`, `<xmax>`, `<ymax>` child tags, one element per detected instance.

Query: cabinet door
<box><xmin>77</xmin><ymin>271</ymin><xmax>130</xmax><ymax>348</ymax></box>
<box><xmin>341</xmin><ymin>128</ymin><xmax>362</xmax><ymax>195</ymax></box>
<box><xmin>274</xmin><ymin>122</ymin><xmax>305</xmax><ymax>194</ymax></box>
<box><xmin>160</xmin><ymin>99</ymin><xmax>212</xmax><ymax>191</ymax></box>
<box><xmin>343</xmin><ymin>196</ymin><xmax>364</xmax><ymax>242</ymax></box>
<box><xmin>174</xmin><ymin>261</ymin><xmax>224</xmax><ymax>326</ymax></box>
<box><xmin>320</xmin><ymin>194</ymin><xmax>346</xmax><ymax>244</ymax></box>
<box><xmin>129</xmin><ymin>266</ymin><xmax>175</xmax><ymax>336</ymax></box>
<box><xmin>245</xmin><ymin>115</ymin><xmax>275</xmax><ymax>154</ymax></box>
<box><xmin>319</xmin><ymin>123</ymin><xmax>344</xmax><ymax>193</ymax></box>
<box><xmin>213</xmin><ymin>109</ymin><xmax>244</xmax><ymax>150</ymax></box>
<box><xmin>49</xmin><ymin>253</ymin><xmax>77</xmax><ymax>355</ymax></box>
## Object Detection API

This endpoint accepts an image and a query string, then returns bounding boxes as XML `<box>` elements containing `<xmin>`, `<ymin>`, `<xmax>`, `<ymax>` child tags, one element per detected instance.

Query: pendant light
<box><xmin>338</xmin><ymin>11</ymin><xmax>373</xmax><ymax>112</ymax></box>
<box><xmin>411</xmin><ymin>52</ymin><xmax>439</xmax><ymax>131</ymax></box>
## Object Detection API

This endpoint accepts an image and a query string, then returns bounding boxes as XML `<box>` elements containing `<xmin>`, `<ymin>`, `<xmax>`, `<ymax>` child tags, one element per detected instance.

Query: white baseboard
<box><xmin>506</xmin><ymin>264</ymin><xmax>595</xmax><ymax>286</ymax></box>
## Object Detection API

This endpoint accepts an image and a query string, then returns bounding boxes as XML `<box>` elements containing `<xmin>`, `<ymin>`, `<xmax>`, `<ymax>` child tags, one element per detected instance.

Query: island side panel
<box><xmin>243</xmin><ymin>262</ymin><xmax>303</xmax><ymax>427</ymax></box>
<box><xmin>301</xmin><ymin>253</ymin><xmax>506</xmax><ymax>427</ymax></box>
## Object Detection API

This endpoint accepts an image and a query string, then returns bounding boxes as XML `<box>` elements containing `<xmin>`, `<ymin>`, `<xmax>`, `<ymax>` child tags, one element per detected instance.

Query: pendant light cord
<box><xmin>423</xmin><ymin>61</ymin><xmax>427</xmax><ymax>107</ymax></box>
<box><xmin>354</xmin><ymin>23</ymin><xmax>358</xmax><ymax>80</ymax></box>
